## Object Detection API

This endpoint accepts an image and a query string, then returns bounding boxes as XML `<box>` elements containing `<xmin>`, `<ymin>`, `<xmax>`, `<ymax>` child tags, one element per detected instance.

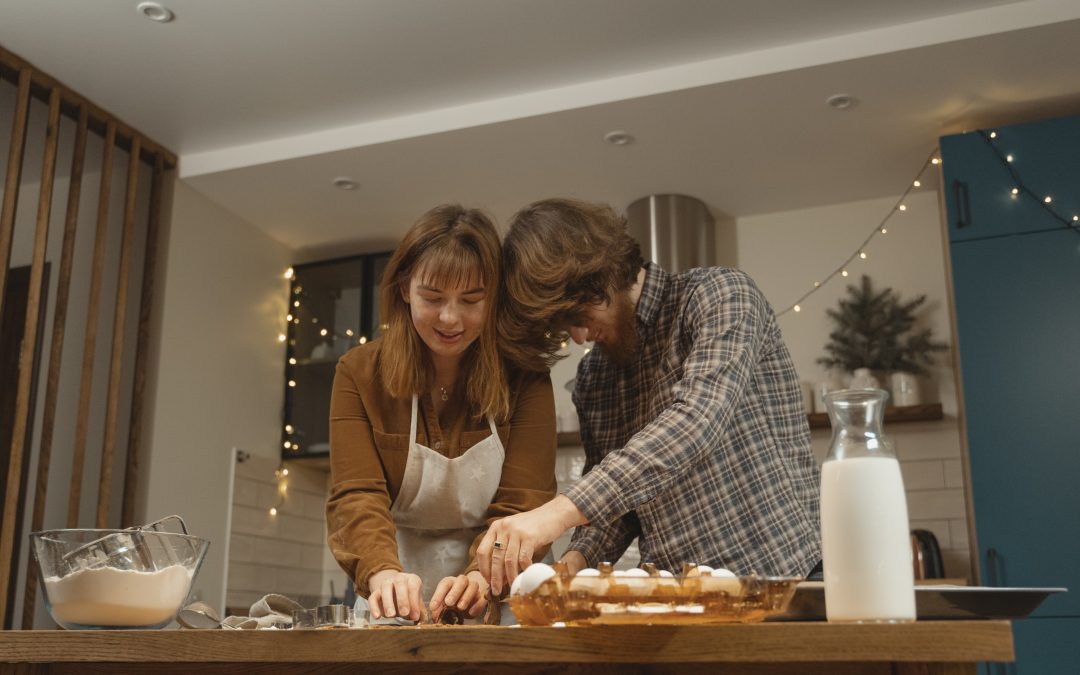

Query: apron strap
<box><xmin>486</xmin><ymin>414</ymin><xmax>497</xmax><ymax>436</ymax></box>
<box><xmin>409</xmin><ymin>394</ymin><xmax>419</xmax><ymax>446</ymax></box>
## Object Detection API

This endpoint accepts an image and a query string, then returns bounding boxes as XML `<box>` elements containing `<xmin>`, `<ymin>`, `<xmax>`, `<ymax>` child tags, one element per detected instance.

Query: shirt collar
<box><xmin>635</xmin><ymin>262</ymin><xmax>670</xmax><ymax>328</ymax></box>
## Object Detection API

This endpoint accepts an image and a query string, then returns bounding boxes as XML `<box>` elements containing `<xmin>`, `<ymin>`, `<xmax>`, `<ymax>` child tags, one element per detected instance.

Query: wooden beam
<box><xmin>0</xmin><ymin>66</ymin><xmax>33</xmax><ymax>631</ymax></box>
<box><xmin>68</xmin><ymin>121</ymin><xmax>116</xmax><ymax>528</ymax></box>
<box><xmin>21</xmin><ymin>104</ymin><xmax>89</xmax><ymax>629</ymax></box>
<box><xmin>121</xmin><ymin>154</ymin><xmax>165</xmax><ymax>527</ymax></box>
<box><xmin>96</xmin><ymin>137</ymin><xmax>141</xmax><ymax>528</ymax></box>
<box><xmin>0</xmin><ymin>68</ymin><xmax>32</xmax><ymax>330</ymax></box>
<box><xmin>0</xmin><ymin>45</ymin><xmax>177</xmax><ymax>169</ymax></box>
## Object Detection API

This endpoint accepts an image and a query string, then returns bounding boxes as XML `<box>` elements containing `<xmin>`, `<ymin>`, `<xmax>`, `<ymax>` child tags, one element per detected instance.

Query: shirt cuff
<box><xmin>564</xmin><ymin>467</ymin><xmax>627</xmax><ymax>527</ymax></box>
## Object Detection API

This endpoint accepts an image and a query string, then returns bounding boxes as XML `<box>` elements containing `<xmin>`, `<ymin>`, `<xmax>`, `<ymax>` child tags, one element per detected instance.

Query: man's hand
<box><xmin>367</xmin><ymin>570</ymin><xmax>424</xmax><ymax>621</ymax></box>
<box><xmin>429</xmin><ymin>571</ymin><xmax>489</xmax><ymax>621</ymax></box>
<box><xmin>477</xmin><ymin>495</ymin><xmax>587</xmax><ymax>594</ymax></box>
<box><xmin>559</xmin><ymin>550</ymin><xmax>588</xmax><ymax>576</ymax></box>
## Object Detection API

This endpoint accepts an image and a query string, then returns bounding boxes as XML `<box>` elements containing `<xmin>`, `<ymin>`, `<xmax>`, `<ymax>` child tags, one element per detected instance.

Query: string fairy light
<box><xmin>776</xmin><ymin>149</ymin><xmax>938</xmax><ymax>317</ymax></box>
<box><xmin>268</xmin><ymin>463</ymin><xmax>291</xmax><ymax>516</ymax></box>
<box><xmin>977</xmin><ymin>129</ymin><xmax>1080</xmax><ymax>239</ymax></box>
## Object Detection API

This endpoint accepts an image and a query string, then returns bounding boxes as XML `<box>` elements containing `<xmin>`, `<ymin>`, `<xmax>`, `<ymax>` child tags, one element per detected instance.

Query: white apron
<box><xmin>390</xmin><ymin>395</ymin><xmax>505</xmax><ymax>602</ymax></box>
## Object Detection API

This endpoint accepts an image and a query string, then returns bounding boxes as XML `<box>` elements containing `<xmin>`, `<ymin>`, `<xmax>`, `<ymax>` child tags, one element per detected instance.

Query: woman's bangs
<box><xmin>415</xmin><ymin>243</ymin><xmax>487</xmax><ymax>292</ymax></box>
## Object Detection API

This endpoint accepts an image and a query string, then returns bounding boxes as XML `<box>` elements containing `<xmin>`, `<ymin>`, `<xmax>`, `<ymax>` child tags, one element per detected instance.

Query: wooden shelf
<box><xmin>807</xmin><ymin>402</ymin><xmax>944</xmax><ymax>430</ymax></box>
<box><xmin>556</xmin><ymin>403</ymin><xmax>944</xmax><ymax>445</ymax></box>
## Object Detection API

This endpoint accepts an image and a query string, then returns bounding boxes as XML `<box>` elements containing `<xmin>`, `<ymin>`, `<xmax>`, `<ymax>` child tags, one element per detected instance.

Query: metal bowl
<box><xmin>30</xmin><ymin>527</ymin><xmax>209</xmax><ymax>629</ymax></box>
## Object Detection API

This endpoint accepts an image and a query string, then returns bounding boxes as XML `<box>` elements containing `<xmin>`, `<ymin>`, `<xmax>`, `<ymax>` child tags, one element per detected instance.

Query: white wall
<box><xmin>140</xmin><ymin>179</ymin><xmax>291</xmax><ymax>613</ymax></box>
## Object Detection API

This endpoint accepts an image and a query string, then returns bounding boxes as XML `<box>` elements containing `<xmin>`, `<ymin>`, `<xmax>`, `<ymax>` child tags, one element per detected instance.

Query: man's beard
<box><xmin>598</xmin><ymin>291</ymin><xmax>638</xmax><ymax>366</ymax></box>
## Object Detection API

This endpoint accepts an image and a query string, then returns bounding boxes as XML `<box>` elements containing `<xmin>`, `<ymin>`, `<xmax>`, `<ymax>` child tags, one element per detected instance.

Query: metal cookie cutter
<box><xmin>61</xmin><ymin>515</ymin><xmax>189</xmax><ymax>573</ymax></box>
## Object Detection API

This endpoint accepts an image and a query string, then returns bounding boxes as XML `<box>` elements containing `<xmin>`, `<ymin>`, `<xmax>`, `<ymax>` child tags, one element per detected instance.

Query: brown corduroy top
<box><xmin>326</xmin><ymin>340</ymin><xmax>558</xmax><ymax>596</ymax></box>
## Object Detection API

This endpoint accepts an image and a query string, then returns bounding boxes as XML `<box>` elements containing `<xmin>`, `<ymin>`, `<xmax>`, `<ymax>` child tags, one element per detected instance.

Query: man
<box><xmin>478</xmin><ymin>198</ymin><xmax>821</xmax><ymax>595</ymax></box>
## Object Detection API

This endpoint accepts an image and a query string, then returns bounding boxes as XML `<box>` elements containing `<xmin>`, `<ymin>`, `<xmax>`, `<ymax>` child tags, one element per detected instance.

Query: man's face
<box><xmin>565</xmin><ymin>289</ymin><xmax>638</xmax><ymax>365</ymax></box>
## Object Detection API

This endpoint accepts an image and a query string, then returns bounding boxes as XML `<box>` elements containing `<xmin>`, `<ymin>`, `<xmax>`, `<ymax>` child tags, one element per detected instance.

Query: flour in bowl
<box><xmin>44</xmin><ymin>564</ymin><xmax>193</xmax><ymax>627</ymax></box>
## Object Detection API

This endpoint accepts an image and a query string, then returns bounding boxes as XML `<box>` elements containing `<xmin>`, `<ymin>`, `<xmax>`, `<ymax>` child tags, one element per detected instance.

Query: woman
<box><xmin>326</xmin><ymin>204</ymin><xmax>557</xmax><ymax>623</ymax></box>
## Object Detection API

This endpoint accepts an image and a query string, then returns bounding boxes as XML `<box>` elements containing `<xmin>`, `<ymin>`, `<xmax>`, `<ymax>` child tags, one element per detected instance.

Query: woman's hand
<box><xmin>429</xmin><ymin>571</ymin><xmax>489</xmax><ymax>621</ymax></box>
<box><xmin>477</xmin><ymin>495</ymin><xmax>587</xmax><ymax>594</ymax></box>
<box><xmin>367</xmin><ymin>570</ymin><xmax>424</xmax><ymax>621</ymax></box>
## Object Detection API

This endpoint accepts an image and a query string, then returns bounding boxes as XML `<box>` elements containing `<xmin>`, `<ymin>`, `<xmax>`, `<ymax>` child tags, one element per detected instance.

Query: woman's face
<box><xmin>405</xmin><ymin>270</ymin><xmax>487</xmax><ymax>364</ymax></box>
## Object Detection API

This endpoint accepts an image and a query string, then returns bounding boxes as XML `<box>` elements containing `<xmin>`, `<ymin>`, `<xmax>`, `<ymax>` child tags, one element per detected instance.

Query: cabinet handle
<box><xmin>952</xmin><ymin>179</ymin><xmax>971</xmax><ymax>229</ymax></box>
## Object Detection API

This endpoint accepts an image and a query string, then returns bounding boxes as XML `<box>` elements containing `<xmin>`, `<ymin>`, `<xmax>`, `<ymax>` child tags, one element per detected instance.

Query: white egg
<box><xmin>576</xmin><ymin>568</ymin><xmax>601</xmax><ymax>577</ymax></box>
<box><xmin>658</xmin><ymin>570</ymin><xmax>674</xmax><ymax>578</ymax></box>
<box><xmin>611</xmin><ymin>570</ymin><xmax>628</xmax><ymax>577</ymax></box>
<box><xmin>712</xmin><ymin>568</ymin><xmax>737</xmax><ymax>578</ymax></box>
<box><xmin>695</xmin><ymin>565</ymin><xmax>715</xmax><ymax>575</ymax></box>
<box><xmin>622</xmin><ymin>568</ymin><xmax>649</xmax><ymax>578</ymax></box>
<box><xmin>510</xmin><ymin>562</ymin><xmax>557</xmax><ymax>596</ymax></box>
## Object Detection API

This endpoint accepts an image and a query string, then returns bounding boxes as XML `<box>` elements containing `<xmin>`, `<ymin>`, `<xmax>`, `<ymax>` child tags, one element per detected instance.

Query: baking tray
<box><xmin>770</xmin><ymin>581</ymin><xmax>1067</xmax><ymax>621</ymax></box>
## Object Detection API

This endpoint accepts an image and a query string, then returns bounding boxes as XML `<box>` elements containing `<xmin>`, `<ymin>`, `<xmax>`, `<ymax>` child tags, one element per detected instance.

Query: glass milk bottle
<box><xmin>820</xmin><ymin>388</ymin><xmax>916</xmax><ymax>622</ymax></box>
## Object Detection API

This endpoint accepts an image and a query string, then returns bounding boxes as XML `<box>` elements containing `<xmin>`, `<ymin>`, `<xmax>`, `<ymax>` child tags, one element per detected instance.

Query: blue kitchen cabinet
<box><xmin>941</xmin><ymin>115</ymin><xmax>1080</xmax><ymax>675</ymax></box>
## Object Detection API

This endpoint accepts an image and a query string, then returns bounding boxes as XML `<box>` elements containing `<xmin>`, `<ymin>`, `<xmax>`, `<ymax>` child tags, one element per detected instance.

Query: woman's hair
<box><xmin>377</xmin><ymin>204</ymin><xmax>508</xmax><ymax>420</ymax></box>
<box><xmin>499</xmin><ymin>198</ymin><xmax>643</xmax><ymax>372</ymax></box>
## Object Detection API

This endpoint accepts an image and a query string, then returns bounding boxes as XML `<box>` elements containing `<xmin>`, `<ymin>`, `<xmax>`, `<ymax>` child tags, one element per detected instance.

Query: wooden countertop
<box><xmin>0</xmin><ymin>621</ymin><xmax>1013</xmax><ymax>674</ymax></box>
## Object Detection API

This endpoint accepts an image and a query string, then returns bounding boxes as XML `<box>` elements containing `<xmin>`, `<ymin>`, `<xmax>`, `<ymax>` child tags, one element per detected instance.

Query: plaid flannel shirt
<box><xmin>564</xmin><ymin>264</ymin><xmax>821</xmax><ymax>576</ymax></box>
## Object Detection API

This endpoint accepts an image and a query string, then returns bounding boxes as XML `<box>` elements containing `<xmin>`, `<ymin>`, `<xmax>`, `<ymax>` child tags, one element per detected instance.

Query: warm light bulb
<box><xmin>859</xmin><ymin>252</ymin><xmax>867</xmax><ymax>259</ymax></box>
<box><xmin>285</xmin><ymin>424</ymin><xmax>293</xmax><ymax>434</ymax></box>
<box><xmin>282</xmin><ymin>468</ymin><xmax>289</xmax><ymax>476</ymax></box>
<box><xmin>1007</xmin><ymin>154</ymin><xmax>1014</xmax><ymax>163</ymax></box>
<box><xmin>286</xmin><ymin>314</ymin><xmax>293</xmax><ymax>322</ymax></box>
<box><xmin>989</xmin><ymin>131</ymin><xmax>997</xmax><ymax>139</ymax></box>
<box><xmin>293</xmin><ymin>318</ymin><xmax>300</xmax><ymax>324</ymax></box>
<box><xmin>898</xmin><ymin>204</ymin><xmax>907</xmax><ymax>211</ymax></box>
<box><xmin>793</xmin><ymin>305</ymin><xmax>801</xmax><ymax>313</ymax></box>
<box><xmin>913</xmin><ymin>180</ymin><xmax>921</xmax><ymax>187</ymax></box>
<box><xmin>269</xmin><ymin>507</ymin><xmax>278</xmax><ymax>516</ymax></box>
<box><xmin>312</xmin><ymin>317</ymin><xmax>318</xmax><ymax>324</ymax></box>
<box><xmin>1044</xmin><ymin>196</ymin><xmax>1052</xmax><ymax>204</ymax></box>
<box><xmin>288</xmin><ymin>380</ymin><xmax>296</xmax><ymax>387</ymax></box>
<box><xmin>1073</xmin><ymin>216</ymin><xmax>1078</xmax><ymax>222</ymax></box>
<box><xmin>931</xmin><ymin>157</ymin><xmax>940</xmax><ymax>165</ymax></box>
<box><xmin>881</xmin><ymin>227</ymin><xmax>887</xmax><ymax>234</ymax></box>
<box><xmin>277</xmin><ymin>334</ymin><xmax>286</xmax><ymax>342</ymax></box>
<box><xmin>289</xmin><ymin>357</ymin><xmax>297</xmax><ymax>365</ymax></box>
<box><xmin>814</xmin><ymin>282</ymin><xmax>821</xmax><ymax>288</ymax></box>
<box><xmin>1011</xmin><ymin>188</ymin><xmax>1019</xmax><ymax>196</ymax></box>
<box><xmin>320</xmin><ymin>328</ymin><xmax>328</xmax><ymax>336</ymax></box>
<box><xmin>359</xmin><ymin>336</ymin><xmax>367</xmax><ymax>345</ymax></box>
<box><xmin>841</xmin><ymin>270</ymin><xmax>849</xmax><ymax>277</ymax></box>
<box><xmin>345</xmin><ymin>329</ymin><xmax>354</xmax><ymax>336</ymax></box>
<box><xmin>283</xmin><ymin>441</ymin><xmax>290</xmax><ymax>449</ymax></box>
<box><xmin>291</xmin><ymin>443</ymin><xmax>299</xmax><ymax>450</ymax></box>
<box><xmin>284</xmin><ymin>267</ymin><xmax>294</xmax><ymax>280</ymax></box>
<box><xmin>293</xmin><ymin>300</ymin><xmax>300</xmax><ymax>308</ymax></box>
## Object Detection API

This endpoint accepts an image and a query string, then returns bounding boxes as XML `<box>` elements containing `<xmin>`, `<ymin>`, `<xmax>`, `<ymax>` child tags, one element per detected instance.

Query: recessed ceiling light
<box><xmin>603</xmin><ymin>130</ymin><xmax>634</xmax><ymax>146</ymax></box>
<box><xmin>826</xmin><ymin>94</ymin><xmax>858</xmax><ymax>110</ymax></box>
<box><xmin>332</xmin><ymin>176</ymin><xmax>359</xmax><ymax>191</ymax></box>
<box><xmin>137</xmin><ymin>2</ymin><xmax>174</xmax><ymax>23</ymax></box>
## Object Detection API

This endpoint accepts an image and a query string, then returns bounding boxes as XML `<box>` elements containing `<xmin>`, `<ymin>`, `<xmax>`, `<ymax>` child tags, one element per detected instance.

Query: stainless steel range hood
<box><xmin>626</xmin><ymin>194</ymin><xmax>720</xmax><ymax>273</ymax></box>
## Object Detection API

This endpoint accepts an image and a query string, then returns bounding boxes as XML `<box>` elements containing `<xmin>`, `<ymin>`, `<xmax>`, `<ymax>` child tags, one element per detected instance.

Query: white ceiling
<box><xmin>2</xmin><ymin>0</ymin><xmax>1080</xmax><ymax>252</ymax></box>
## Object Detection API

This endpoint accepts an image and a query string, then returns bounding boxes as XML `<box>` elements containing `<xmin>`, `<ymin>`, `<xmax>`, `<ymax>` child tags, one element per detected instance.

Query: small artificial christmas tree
<box><xmin>817</xmin><ymin>275</ymin><xmax>948</xmax><ymax>375</ymax></box>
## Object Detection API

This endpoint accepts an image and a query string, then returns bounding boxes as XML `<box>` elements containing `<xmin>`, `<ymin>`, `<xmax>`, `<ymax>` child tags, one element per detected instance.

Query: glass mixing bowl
<box><xmin>30</xmin><ymin>527</ymin><xmax>209</xmax><ymax>629</ymax></box>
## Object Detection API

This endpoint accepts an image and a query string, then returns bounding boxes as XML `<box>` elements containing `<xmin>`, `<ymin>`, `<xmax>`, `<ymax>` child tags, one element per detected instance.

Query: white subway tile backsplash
<box><xmin>303</xmin><ymin>492</ymin><xmax>327</xmax><ymax>519</ymax></box>
<box><xmin>901</xmin><ymin>460</ymin><xmax>945</xmax><ymax>490</ymax></box>
<box><xmin>302</xmin><ymin>544</ymin><xmax>326</xmax><ymax>570</ymax></box>
<box><xmin>276</xmin><ymin>568</ymin><xmax>323</xmax><ymax>596</ymax></box>
<box><xmin>940</xmin><ymin>549</ymin><xmax>973</xmax><ymax>582</ymax></box>
<box><xmin>254</xmin><ymin>537</ymin><xmax>304</xmax><ymax>569</ymax></box>
<box><xmin>228</xmin><ymin>561</ymin><xmax>276</xmax><ymax>593</ymax></box>
<box><xmin>279</xmin><ymin>513</ymin><xmax>326</xmax><ymax>545</ymax></box>
<box><xmin>948</xmin><ymin>519</ymin><xmax>970</xmax><ymax>551</ymax></box>
<box><xmin>232</xmin><ymin>505</ymin><xmax>280</xmax><ymax>538</ymax></box>
<box><xmin>907</xmin><ymin>489</ymin><xmax>967</xmax><ymax>521</ymax></box>
<box><xmin>229</xmin><ymin>533</ymin><xmax>257</xmax><ymax>563</ymax></box>
<box><xmin>943</xmin><ymin>460</ymin><xmax>965</xmax><ymax>489</ymax></box>
<box><xmin>232</xmin><ymin>478</ymin><xmax>257</xmax><ymax>506</ymax></box>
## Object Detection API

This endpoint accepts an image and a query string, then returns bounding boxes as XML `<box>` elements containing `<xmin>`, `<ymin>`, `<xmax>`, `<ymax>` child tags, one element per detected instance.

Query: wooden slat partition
<box><xmin>96</xmin><ymin>137</ymin><xmax>140</xmax><ymax>528</ymax></box>
<box><xmin>121</xmin><ymin>154</ymin><xmax>164</xmax><ymax>528</ymax></box>
<box><xmin>66</xmin><ymin>120</ymin><xmax>115</xmax><ymax>528</ymax></box>
<box><xmin>0</xmin><ymin>44</ymin><xmax>176</xmax><ymax>629</ymax></box>
<box><xmin>21</xmin><ymin>105</ymin><xmax>89</xmax><ymax>629</ymax></box>
<box><xmin>0</xmin><ymin>66</ymin><xmax>33</xmax><ymax>629</ymax></box>
<box><xmin>0</xmin><ymin>68</ymin><xmax>31</xmax><ymax>322</ymax></box>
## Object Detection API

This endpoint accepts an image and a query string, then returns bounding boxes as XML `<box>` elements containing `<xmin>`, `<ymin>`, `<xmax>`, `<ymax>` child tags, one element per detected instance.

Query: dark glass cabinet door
<box><xmin>282</xmin><ymin>252</ymin><xmax>390</xmax><ymax>457</ymax></box>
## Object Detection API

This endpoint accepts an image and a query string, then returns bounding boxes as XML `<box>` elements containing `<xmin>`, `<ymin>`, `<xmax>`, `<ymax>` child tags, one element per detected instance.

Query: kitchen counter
<box><xmin>0</xmin><ymin>620</ymin><xmax>1012</xmax><ymax>674</ymax></box>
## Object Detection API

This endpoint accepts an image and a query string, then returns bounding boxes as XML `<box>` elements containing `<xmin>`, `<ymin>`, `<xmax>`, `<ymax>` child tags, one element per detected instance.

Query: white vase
<box><xmin>890</xmin><ymin>372</ymin><xmax>920</xmax><ymax>407</ymax></box>
<box><xmin>849</xmin><ymin>368</ymin><xmax>880</xmax><ymax>390</ymax></box>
